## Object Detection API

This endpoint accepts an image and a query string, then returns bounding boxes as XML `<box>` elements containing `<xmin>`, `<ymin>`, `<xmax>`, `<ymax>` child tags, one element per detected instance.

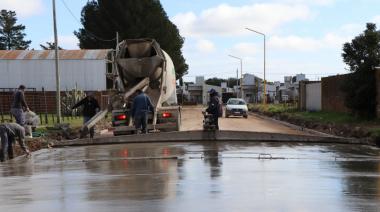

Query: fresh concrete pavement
<box><xmin>1</xmin><ymin>107</ymin><xmax>379</xmax><ymax>212</ymax></box>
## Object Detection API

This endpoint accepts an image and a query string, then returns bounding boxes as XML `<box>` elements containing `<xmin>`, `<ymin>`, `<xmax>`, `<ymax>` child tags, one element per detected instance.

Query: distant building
<box><xmin>284</xmin><ymin>76</ymin><xmax>292</xmax><ymax>88</ymax></box>
<box><xmin>195</xmin><ymin>76</ymin><xmax>205</xmax><ymax>85</ymax></box>
<box><xmin>241</xmin><ymin>73</ymin><xmax>262</xmax><ymax>103</ymax></box>
<box><xmin>276</xmin><ymin>73</ymin><xmax>309</xmax><ymax>102</ymax></box>
<box><xmin>0</xmin><ymin>49</ymin><xmax>111</xmax><ymax>91</ymax></box>
<box><xmin>293</xmin><ymin>74</ymin><xmax>306</xmax><ymax>83</ymax></box>
<box><xmin>187</xmin><ymin>76</ymin><xmax>222</xmax><ymax>104</ymax></box>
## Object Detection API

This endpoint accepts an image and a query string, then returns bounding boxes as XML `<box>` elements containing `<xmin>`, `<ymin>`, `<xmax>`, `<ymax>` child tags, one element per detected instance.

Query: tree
<box><xmin>205</xmin><ymin>77</ymin><xmax>226</xmax><ymax>87</ymax></box>
<box><xmin>75</xmin><ymin>0</ymin><xmax>188</xmax><ymax>79</ymax></box>
<box><xmin>341</xmin><ymin>23</ymin><xmax>380</xmax><ymax>118</ymax></box>
<box><xmin>0</xmin><ymin>10</ymin><xmax>31</xmax><ymax>50</ymax></box>
<box><xmin>40</xmin><ymin>42</ymin><xmax>63</xmax><ymax>50</ymax></box>
<box><xmin>227</xmin><ymin>78</ymin><xmax>240</xmax><ymax>88</ymax></box>
<box><xmin>205</xmin><ymin>77</ymin><xmax>240</xmax><ymax>88</ymax></box>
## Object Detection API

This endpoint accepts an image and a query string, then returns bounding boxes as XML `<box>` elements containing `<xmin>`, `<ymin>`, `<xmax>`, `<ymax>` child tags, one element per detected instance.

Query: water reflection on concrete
<box><xmin>0</xmin><ymin>142</ymin><xmax>380</xmax><ymax>212</ymax></box>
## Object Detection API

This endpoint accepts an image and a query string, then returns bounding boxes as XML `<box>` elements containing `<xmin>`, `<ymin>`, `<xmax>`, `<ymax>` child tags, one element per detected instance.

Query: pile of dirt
<box><xmin>95</xmin><ymin>118</ymin><xmax>113</xmax><ymax>133</ymax></box>
<box><xmin>11</xmin><ymin>119</ymin><xmax>113</xmax><ymax>158</ymax></box>
<box><xmin>13</xmin><ymin>137</ymin><xmax>51</xmax><ymax>157</ymax></box>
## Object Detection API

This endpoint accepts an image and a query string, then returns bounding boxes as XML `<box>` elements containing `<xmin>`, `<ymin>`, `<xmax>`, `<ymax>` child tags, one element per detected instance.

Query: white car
<box><xmin>225</xmin><ymin>98</ymin><xmax>248</xmax><ymax>118</ymax></box>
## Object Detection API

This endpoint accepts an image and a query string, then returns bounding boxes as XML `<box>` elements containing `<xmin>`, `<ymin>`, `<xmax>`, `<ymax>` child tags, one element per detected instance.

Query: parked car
<box><xmin>225</xmin><ymin>98</ymin><xmax>248</xmax><ymax>118</ymax></box>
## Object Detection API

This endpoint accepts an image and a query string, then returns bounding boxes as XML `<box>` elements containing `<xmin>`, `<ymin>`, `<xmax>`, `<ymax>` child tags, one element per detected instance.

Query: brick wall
<box><xmin>298</xmin><ymin>81</ymin><xmax>307</xmax><ymax>110</ymax></box>
<box><xmin>321</xmin><ymin>74</ymin><xmax>350</xmax><ymax>113</ymax></box>
<box><xmin>321</xmin><ymin>70</ymin><xmax>380</xmax><ymax>116</ymax></box>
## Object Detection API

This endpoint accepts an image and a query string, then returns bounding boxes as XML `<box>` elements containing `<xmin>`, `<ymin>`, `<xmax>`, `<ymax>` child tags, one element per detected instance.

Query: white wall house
<box><xmin>0</xmin><ymin>50</ymin><xmax>111</xmax><ymax>91</ymax></box>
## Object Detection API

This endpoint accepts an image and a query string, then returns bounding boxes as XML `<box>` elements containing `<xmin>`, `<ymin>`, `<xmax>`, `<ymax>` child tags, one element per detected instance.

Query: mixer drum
<box><xmin>116</xmin><ymin>39</ymin><xmax>164</xmax><ymax>88</ymax></box>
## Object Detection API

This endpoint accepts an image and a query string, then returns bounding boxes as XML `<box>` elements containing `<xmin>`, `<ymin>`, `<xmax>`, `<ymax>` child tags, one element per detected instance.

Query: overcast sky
<box><xmin>1</xmin><ymin>0</ymin><xmax>380</xmax><ymax>82</ymax></box>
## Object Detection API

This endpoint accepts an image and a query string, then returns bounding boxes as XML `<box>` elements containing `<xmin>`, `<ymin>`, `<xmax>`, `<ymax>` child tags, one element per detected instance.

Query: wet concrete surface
<box><xmin>1</xmin><ymin>142</ymin><xmax>380</xmax><ymax>212</ymax></box>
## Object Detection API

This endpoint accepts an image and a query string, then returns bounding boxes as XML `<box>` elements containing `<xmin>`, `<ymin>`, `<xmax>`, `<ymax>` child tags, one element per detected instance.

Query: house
<box><xmin>187</xmin><ymin>76</ymin><xmax>222</xmax><ymax>105</ymax></box>
<box><xmin>241</xmin><ymin>73</ymin><xmax>261</xmax><ymax>103</ymax></box>
<box><xmin>276</xmin><ymin>74</ymin><xmax>309</xmax><ymax>102</ymax></box>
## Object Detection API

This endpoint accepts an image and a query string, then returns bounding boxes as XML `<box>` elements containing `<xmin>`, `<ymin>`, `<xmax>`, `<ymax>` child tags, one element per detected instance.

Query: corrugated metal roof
<box><xmin>0</xmin><ymin>49</ymin><xmax>111</xmax><ymax>60</ymax></box>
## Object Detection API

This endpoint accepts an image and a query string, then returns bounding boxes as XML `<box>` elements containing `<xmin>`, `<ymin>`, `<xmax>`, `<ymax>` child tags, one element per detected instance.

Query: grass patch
<box><xmin>292</xmin><ymin>111</ymin><xmax>358</xmax><ymax>124</ymax></box>
<box><xmin>0</xmin><ymin>114</ymin><xmax>84</xmax><ymax>134</ymax></box>
<box><xmin>367</xmin><ymin>127</ymin><xmax>380</xmax><ymax>137</ymax></box>
<box><xmin>249</xmin><ymin>103</ymin><xmax>297</xmax><ymax>114</ymax></box>
<box><xmin>249</xmin><ymin>103</ymin><xmax>380</xmax><ymax>125</ymax></box>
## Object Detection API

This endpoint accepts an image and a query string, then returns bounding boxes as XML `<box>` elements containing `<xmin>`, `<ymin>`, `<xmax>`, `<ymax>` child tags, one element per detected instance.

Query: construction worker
<box><xmin>206</xmin><ymin>89</ymin><xmax>221</xmax><ymax>130</ymax></box>
<box><xmin>0</xmin><ymin>123</ymin><xmax>30</xmax><ymax>162</ymax></box>
<box><xmin>10</xmin><ymin>85</ymin><xmax>29</xmax><ymax>126</ymax></box>
<box><xmin>72</xmin><ymin>92</ymin><xmax>100</xmax><ymax>138</ymax></box>
<box><xmin>131</xmin><ymin>89</ymin><xmax>154</xmax><ymax>134</ymax></box>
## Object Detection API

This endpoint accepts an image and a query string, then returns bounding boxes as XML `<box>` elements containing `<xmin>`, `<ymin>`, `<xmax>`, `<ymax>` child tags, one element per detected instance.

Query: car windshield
<box><xmin>227</xmin><ymin>99</ymin><xmax>246</xmax><ymax>105</ymax></box>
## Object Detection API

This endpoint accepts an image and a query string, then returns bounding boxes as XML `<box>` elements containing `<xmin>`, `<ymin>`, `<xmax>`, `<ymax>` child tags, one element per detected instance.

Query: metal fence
<box><xmin>0</xmin><ymin>88</ymin><xmax>110</xmax><ymax>125</ymax></box>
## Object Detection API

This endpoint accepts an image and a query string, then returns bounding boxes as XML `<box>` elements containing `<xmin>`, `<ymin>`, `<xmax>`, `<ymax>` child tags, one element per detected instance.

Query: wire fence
<box><xmin>0</xmin><ymin>88</ymin><xmax>110</xmax><ymax>125</ymax></box>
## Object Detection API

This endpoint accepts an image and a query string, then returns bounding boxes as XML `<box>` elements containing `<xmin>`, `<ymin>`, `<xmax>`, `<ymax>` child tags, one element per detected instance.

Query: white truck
<box><xmin>82</xmin><ymin>39</ymin><xmax>181</xmax><ymax>136</ymax></box>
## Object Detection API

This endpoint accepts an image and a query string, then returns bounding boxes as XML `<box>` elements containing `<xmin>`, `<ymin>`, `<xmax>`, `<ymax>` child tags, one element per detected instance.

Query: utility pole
<box><xmin>236</xmin><ymin>69</ymin><xmax>238</xmax><ymax>97</ymax></box>
<box><xmin>245</xmin><ymin>28</ymin><xmax>267</xmax><ymax>105</ymax></box>
<box><xmin>228</xmin><ymin>55</ymin><xmax>243</xmax><ymax>98</ymax></box>
<box><xmin>240</xmin><ymin>60</ymin><xmax>243</xmax><ymax>99</ymax></box>
<box><xmin>52</xmin><ymin>0</ymin><xmax>61</xmax><ymax>123</ymax></box>
<box><xmin>112</xmin><ymin>32</ymin><xmax>120</xmax><ymax>89</ymax></box>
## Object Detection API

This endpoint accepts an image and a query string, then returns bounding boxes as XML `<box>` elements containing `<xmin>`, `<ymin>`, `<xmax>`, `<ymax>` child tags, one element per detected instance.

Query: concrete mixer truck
<box><xmin>82</xmin><ymin>39</ymin><xmax>180</xmax><ymax>136</ymax></box>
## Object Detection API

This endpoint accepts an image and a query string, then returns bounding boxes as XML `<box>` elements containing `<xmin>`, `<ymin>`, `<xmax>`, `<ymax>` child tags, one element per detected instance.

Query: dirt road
<box><xmin>181</xmin><ymin>106</ymin><xmax>308</xmax><ymax>135</ymax></box>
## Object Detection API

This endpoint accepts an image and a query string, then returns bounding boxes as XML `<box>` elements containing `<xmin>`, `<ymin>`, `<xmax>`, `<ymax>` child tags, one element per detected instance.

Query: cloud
<box><xmin>172</xmin><ymin>3</ymin><xmax>311</xmax><ymax>37</ymax></box>
<box><xmin>372</xmin><ymin>15</ymin><xmax>380</xmax><ymax>25</ymax></box>
<box><xmin>269</xmin><ymin>35</ymin><xmax>322</xmax><ymax>51</ymax></box>
<box><xmin>196</xmin><ymin>39</ymin><xmax>215</xmax><ymax>53</ymax></box>
<box><xmin>230</xmin><ymin>42</ymin><xmax>260</xmax><ymax>56</ymax></box>
<box><xmin>268</xmin><ymin>32</ymin><xmax>351</xmax><ymax>52</ymax></box>
<box><xmin>275</xmin><ymin>0</ymin><xmax>336</xmax><ymax>6</ymax></box>
<box><xmin>338</xmin><ymin>23</ymin><xmax>363</xmax><ymax>34</ymax></box>
<box><xmin>0</xmin><ymin>0</ymin><xmax>44</xmax><ymax>18</ymax></box>
<box><xmin>58</xmin><ymin>35</ymin><xmax>79</xmax><ymax>49</ymax></box>
<box><xmin>42</xmin><ymin>35</ymin><xmax>79</xmax><ymax>50</ymax></box>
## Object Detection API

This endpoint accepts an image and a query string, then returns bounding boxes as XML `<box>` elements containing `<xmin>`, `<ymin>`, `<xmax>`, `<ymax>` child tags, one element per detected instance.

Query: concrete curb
<box><xmin>51</xmin><ymin>130</ymin><xmax>376</xmax><ymax>147</ymax></box>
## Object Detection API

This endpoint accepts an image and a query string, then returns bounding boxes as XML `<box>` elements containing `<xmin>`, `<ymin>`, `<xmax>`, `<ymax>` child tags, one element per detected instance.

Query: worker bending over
<box><xmin>0</xmin><ymin>123</ymin><xmax>30</xmax><ymax>162</ymax></box>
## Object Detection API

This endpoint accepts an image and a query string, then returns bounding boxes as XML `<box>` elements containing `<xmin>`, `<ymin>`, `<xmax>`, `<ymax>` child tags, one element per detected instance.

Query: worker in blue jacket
<box><xmin>131</xmin><ymin>89</ymin><xmax>154</xmax><ymax>134</ymax></box>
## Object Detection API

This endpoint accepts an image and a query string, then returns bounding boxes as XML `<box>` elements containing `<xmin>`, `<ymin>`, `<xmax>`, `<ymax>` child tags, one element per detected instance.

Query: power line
<box><xmin>183</xmin><ymin>70</ymin><xmax>236</xmax><ymax>78</ymax></box>
<box><xmin>59</xmin><ymin>0</ymin><xmax>116</xmax><ymax>42</ymax></box>
<box><xmin>183</xmin><ymin>71</ymin><xmax>342</xmax><ymax>78</ymax></box>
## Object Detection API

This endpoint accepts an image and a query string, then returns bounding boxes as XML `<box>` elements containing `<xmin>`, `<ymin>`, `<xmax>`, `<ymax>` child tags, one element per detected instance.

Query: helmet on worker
<box><xmin>208</xmin><ymin>88</ymin><xmax>217</xmax><ymax>96</ymax></box>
